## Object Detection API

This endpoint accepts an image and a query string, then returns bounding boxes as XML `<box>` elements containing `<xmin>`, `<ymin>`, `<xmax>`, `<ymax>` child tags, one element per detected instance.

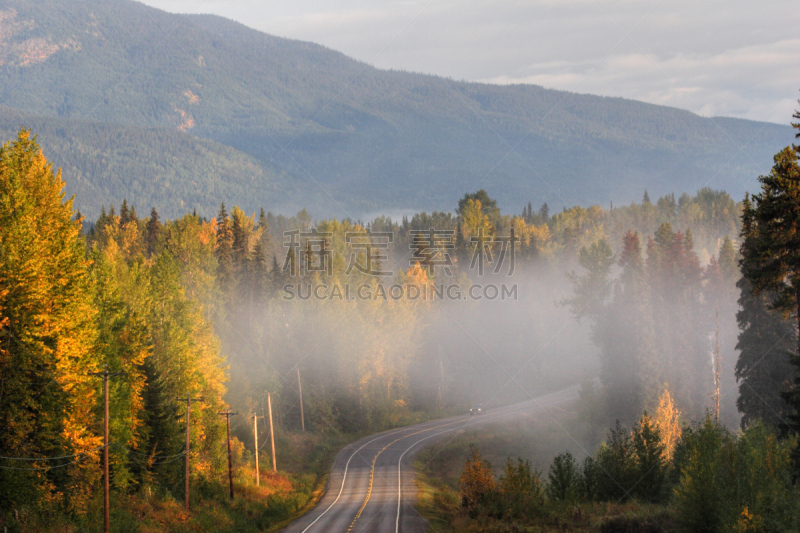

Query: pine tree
<box><xmin>646</xmin><ymin>223</ymin><xmax>704</xmax><ymax>416</ymax></box>
<box><xmin>608</xmin><ymin>232</ymin><xmax>657</xmax><ymax>422</ymax></box>
<box><xmin>251</xmin><ymin>242</ymin><xmax>270</xmax><ymax>306</ymax></box>
<box><xmin>120</xmin><ymin>199</ymin><xmax>130</xmax><ymax>227</ymax></box>
<box><xmin>643</xmin><ymin>189</ymin><xmax>651</xmax><ymax>204</ymax></box>
<box><xmin>538</xmin><ymin>202</ymin><xmax>549</xmax><ymax>223</ymax></box>
<box><xmin>95</xmin><ymin>204</ymin><xmax>114</xmax><ymax>236</ymax></box>
<box><xmin>736</xmin><ymin>274</ymin><xmax>796</xmax><ymax>429</ymax></box>
<box><xmin>146</xmin><ymin>207</ymin><xmax>161</xmax><ymax>256</ymax></box>
<box><xmin>258</xmin><ymin>207</ymin><xmax>272</xmax><ymax>256</ymax></box>
<box><xmin>231</xmin><ymin>206</ymin><xmax>248</xmax><ymax>265</ymax></box>
<box><xmin>744</xmin><ymin>142</ymin><xmax>800</xmax><ymax>451</ymax></box>
<box><xmin>271</xmin><ymin>253</ymin><xmax>282</xmax><ymax>293</ymax></box>
<box><xmin>738</xmin><ymin>153</ymin><xmax>800</xmax><ymax>431</ymax></box>
<box><xmin>718</xmin><ymin>235</ymin><xmax>737</xmax><ymax>282</ymax></box>
<box><xmin>215</xmin><ymin>203</ymin><xmax>233</xmax><ymax>294</ymax></box>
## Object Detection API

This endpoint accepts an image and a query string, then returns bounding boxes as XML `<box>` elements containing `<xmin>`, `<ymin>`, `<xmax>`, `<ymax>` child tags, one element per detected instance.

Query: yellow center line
<box><xmin>346</xmin><ymin>418</ymin><xmax>466</xmax><ymax>532</ymax></box>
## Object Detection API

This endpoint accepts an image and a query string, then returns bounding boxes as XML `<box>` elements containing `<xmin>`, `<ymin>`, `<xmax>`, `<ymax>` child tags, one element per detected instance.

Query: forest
<box><xmin>0</xmin><ymin>110</ymin><xmax>798</xmax><ymax>531</ymax></box>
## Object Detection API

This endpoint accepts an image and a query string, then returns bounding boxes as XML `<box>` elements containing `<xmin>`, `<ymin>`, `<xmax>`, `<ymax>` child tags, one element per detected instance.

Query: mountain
<box><xmin>0</xmin><ymin>106</ymin><xmax>302</xmax><ymax>219</ymax></box>
<box><xmin>0</xmin><ymin>0</ymin><xmax>794</xmax><ymax>218</ymax></box>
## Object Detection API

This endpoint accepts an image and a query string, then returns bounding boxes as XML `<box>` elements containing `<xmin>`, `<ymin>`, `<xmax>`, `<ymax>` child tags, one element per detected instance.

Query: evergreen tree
<box><xmin>538</xmin><ymin>202</ymin><xmax>549</xmax><ymax>223</ymax></box>
<box><xmin>736</xmin><ymin>275</ymin><xmax>796</xmax><ymax>429</ymax></box>
<box><xmin>739</xmin><ymin>136</ymin><xmax>800</xmax><ymax>444</ymax></box>
<box><xmin>146</xmin><ymin>207</ymin><xmax>161</xmax><ymax>256</ymax></box>
<box><xmin>719</xmin><ymin>235</ymin><xmax>737</xmax><ymax>282</ymax></box>
<box><xmin>231</xmin><ymin>206</ymin><xmax>249</xmax><ymax>265</ymax></box>
<box><xmin>646</xmin><ymin>223</ymin><xmax>705</xmax><ymax>415</ymax></box>
<box><xmin>120</xmin><ymin>199</ymin><xmax>130</xmax><ymax>227</ymax></box>
<box><xmin>215</xmin><ymin>203</ymin><xmax>233</xmax><ymax>294</ymax></box>
<box><xmin>271</xmin><ymin>253</ymin><xmax>282</xmax><ymax>293</ymax></box>
<box><xmin>95</xmin><ymin>204</ymin><xmax>114</xmax><ymax>236</ymax></box>
<box><xmin>643</xmin><ymin>189</ymin><xmax>651</xmax><ymax>204</ymax></box>
<box><xmin>258</xmin><ymin>207</ymin><xmax>272</xmax><ymax>256</ymax></box>
<box><xmin>251</xmin><ymin>242</ymin><xmax>270</xmax><ymax>307</ymax></box>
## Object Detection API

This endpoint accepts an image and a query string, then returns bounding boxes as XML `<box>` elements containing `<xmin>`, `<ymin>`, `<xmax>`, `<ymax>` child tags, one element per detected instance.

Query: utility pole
<box><xmin>267</xmin><ymin>392</ymin><xmax>277</xmax><ymax>472</ymax></box>
<box><xmin>219</xmin><ymin>409</ymin><xmax>238</xmax><ymax>499</ymax></box>
<box><xmin>90</xmin><ymin>366</ymin><xmax>126</xmax><ymax>533</ymax></box>
<box><xmin>176</xmin><ymin>395</ymin><xmax>203</xmax><ymax>512</ymax></box>
<box><xmin>713</xmin><ymin>306</ymin><xmax>722</xmax><ymax>420</ymax></box>
<box><xmin>250</xmin><ymin>414</ymin><xmax>264</xmax><ymax>486</ymax></box>
<box><xmin>297</xmin><ymin>367</ymin><xmax>305</xmax><ymax>433</ymax></box>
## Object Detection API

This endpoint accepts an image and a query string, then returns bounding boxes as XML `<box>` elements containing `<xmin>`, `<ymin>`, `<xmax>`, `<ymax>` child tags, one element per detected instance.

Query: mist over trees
<box><xmin>1</xmin><ymin>109</ymin><xmax>799</xmax><ymax>527</ymax></box>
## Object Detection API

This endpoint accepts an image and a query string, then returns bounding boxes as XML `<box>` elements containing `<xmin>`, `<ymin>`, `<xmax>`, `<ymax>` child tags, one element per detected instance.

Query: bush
<box><xmin>672</xmin><ymin>415</ymin><xmax>737</xmax><ymax>533</ymax></box>
<box><xmin>582</xmin><ymin>456</ymin><xmax>599</xmax><ymax>500</ymax></box>
<box><xmin>546</xmin><ymin>451</ymin><xmax>581</xmax><ymax>502</ymax></box>
<box><xmin>674</xmin><ymin>417</ymin><xmax>800</xmax><ymax>532</ymax></box>
<box><xmin>589</xmin><ymin>414</ymin><xmax>669</xmax><ymax>504</ymax></box>
<box><xmin>631</xmin><ymin>413</ymin><xmax>667</xmax><ymax>503</ymax></box>
<box><xmin>594</xmin><ymin>421</ymin><xmax>637</xmax><ymax>501</ymax></box>
<box><xmin>498</xmin><ymin>458</ymin><xmax>545</xmax><ymax>519</ymax></box>
<box><xmin>730</xmin><ymin>422</ymin><xmax>799</xmax><ymax>532</ymax></box>
<box><xmin>459</xmin><ymin>445</ymin><xmax>497</xmax><ymax>516</ymax></box>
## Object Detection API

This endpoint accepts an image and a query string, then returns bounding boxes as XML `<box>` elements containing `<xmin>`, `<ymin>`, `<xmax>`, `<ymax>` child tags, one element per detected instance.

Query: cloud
<box><xmin>476</xmin><ymin>39</ymin><xmax>799</xmax><ymax>121</ymax></box>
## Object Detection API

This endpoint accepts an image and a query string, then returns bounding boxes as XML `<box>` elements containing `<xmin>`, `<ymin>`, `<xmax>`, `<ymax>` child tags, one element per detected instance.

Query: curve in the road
<box><xmin>286</xmin><ymin>386</ymin><xmax>579</xmax><ymax>533</ymax></box>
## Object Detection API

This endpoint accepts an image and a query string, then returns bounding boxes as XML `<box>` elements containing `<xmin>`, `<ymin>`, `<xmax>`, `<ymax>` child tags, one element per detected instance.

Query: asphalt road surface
<box><xmin>281</xmin><ymin>386</ymin><xmax>580</xmax><ymax>533</ymax></box>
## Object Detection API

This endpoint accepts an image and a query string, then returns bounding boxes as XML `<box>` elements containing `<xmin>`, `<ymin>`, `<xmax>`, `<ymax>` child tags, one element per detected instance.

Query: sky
<box><xmin>139</xmin><ymin>0</ymin><xmax>799</xmax><ymax>124</ymax></box>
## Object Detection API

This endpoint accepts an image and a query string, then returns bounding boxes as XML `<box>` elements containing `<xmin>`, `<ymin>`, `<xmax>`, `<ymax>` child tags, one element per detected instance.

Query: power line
<box><xmin>0</xmin><ymin>443</ymin><xmax>105</xmax><ymax>461</ymax></box>
<box><xmin>0</xmin><ymin>454</ymin><xmax>93</xmax><ymax>471</ymax></box>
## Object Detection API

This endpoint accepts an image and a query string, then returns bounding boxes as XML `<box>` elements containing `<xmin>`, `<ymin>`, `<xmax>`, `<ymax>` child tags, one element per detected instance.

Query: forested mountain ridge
<box><xmin>0</xmin><ymin>0</ymin><xmax>794</xmax><ymax>218</ymax></box>
<box><xmin>0</xmin><ymin>105</ymin><xmax>301</xmax><ymax>219</ymax></box>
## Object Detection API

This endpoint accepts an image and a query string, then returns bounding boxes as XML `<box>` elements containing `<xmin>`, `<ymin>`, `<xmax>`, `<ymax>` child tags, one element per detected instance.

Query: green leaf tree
<box><xmin>0</xmin><ymin>130</ymin><xmax>100</xmax><ymax>511</ymax></box>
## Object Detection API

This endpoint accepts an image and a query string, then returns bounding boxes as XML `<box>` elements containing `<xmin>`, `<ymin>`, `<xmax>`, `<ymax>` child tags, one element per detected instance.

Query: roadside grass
<box><xmin>414</xmin><ymin>470</ymin><xmax>675</xmax><ymax>533</ymax></box>
<box><xmin>1</xmin><ymin>431</ymin><xmax>343</xmax><ymax>533</ymax></box>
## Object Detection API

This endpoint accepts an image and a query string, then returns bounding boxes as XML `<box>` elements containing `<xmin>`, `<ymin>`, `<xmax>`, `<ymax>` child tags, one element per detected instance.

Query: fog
<box><xmin>218</xmin><ymin>193</ymin><xmax>746</xmax><ymax>453</ymax></box>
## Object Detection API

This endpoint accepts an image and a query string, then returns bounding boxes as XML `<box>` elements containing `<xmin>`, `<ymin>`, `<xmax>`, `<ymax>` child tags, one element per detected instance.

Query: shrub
<box><xmin>730</xmin><ymin>422</ymin><xmax>800</xmax><ymax>532</ymax></box>
<box><xmin>459</xmin><ymin>445</ymin><xmax>497</xmax><ymax>515</ymax></box>
<box><xmin>581</xmin><ymin>456</ymin><xmax>599</xmax><ymax>500</ymax></box>
<box><xmin>546</xmin><ymin>451</ymin><xmax>581</xmax><ymax>502</ymax></box>
<box><xmin>631</xmin><ymin>413</ymin><xmax>667</xmax><ymax>503</ymax></box>
<box><xmin>593</xmin><ymin>421</ymin><xmax>637</xmax><ymax>501</ymax></box>
<box><xmin>672</xmin><ymin>415</ymin><xmax>736</xmax><ymax>533</ymax></box>
<box><xmin>498</xmin><ymin>458</ymin><xmax>545</xmax><ymax>519</ymax></box>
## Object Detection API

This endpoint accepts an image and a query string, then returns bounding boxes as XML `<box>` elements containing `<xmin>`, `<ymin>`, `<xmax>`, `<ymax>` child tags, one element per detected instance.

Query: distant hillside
<box><xmin>0</xmin><ymin>106</ymin><xmax>303</xmax><ymax>218</ymax></box>
<box><xmin>0</xmin><ymin>0</ymin><xmax>794</xmax><ymax>217</ymax></box>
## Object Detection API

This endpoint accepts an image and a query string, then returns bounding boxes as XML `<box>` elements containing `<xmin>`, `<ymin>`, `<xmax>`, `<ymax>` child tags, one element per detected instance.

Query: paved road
<box><xmin>281</xmin><ymin>386</ymin><xmax>580</xmax><ymax>533</ymax></box>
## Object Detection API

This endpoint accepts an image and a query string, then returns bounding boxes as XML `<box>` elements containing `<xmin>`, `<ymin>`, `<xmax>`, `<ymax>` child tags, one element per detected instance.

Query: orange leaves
<box><xmin>459</xmin><ymin>445</ymin><xmax>497</xmax><ymax>510</ymax></box>
<box><xmin>654</xmin><ymin>385</ymin><xmax>681</xmax><ymax>462</ymax></box>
